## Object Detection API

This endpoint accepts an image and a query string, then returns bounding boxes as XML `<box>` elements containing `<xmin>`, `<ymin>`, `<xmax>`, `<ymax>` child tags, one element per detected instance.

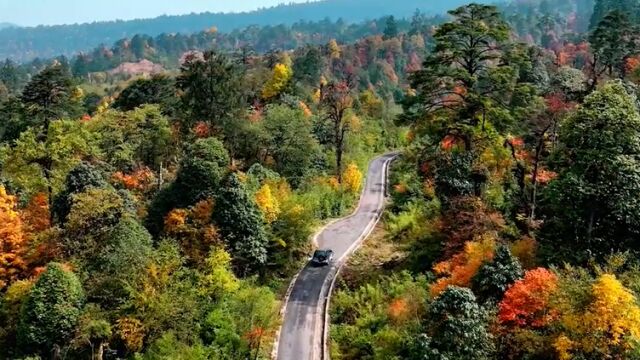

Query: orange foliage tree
<box><xmin>0</xmin><ymin>186</ymin><xmax>29</xmax><ymax>289</ymax></box>
<box><xmin>430</xmin><ymin>235</ymin><xmax>496</xmax><ymax>296</ymax></box>
<box><xmin>498</xmin><ymin>268</ymin><xmax>558</xmax><ymax>328</ymax></box>
<box><xmin>164</xmin><ymin>199</ymin><xmax>220</xmax><ymax>265</ymax></box>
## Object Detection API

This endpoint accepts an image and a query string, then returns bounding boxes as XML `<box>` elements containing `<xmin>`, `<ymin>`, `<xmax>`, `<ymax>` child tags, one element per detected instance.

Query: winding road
<box><xmin>275</xmin><ymin>153</ymin><xmax>397</xmax><ymax>360</ymax></box>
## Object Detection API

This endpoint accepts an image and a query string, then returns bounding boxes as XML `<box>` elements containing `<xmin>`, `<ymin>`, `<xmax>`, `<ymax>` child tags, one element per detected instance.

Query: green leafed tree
<box><xmin>113</xmin><ymin>74</ymin><xmax>179</xmax><ymax>116</ymax></box>
<box><xmin>18</xmin><ymin>263</ymin><xmax>85</xmax><ymax>358</ymax></box>
<box><xmin>472</xmin><ymin>245</ymin><xmax>523</xmax><ymax>303</ymax></box>
<box><xmin>401</xmin><ymin>3</ymin><xmax>513</xmax><ymax>145</ymax></box>
<box><xmin>212</xmin><ymin>174</ymin><xmax>269</xmax><ymax>275</ymax></box>
<box><xmin>176</xmin><ymin>51</ymin><xmax>245</xmax><ymax>133</ymax></box>
<box><xmin>262</xmin><ymin>104</ymin><xmax>321</xmax><ymax>187</ymax></box>
<box><xmin>51</xmin><ymin>162</ymin><xmax>107</xmax><ymax>225</ymax></box>
<box><xmin>410</xmin><ymin>286</ymin><xmax>493</xmax><ymax>360</ymax></box>
<box><xmin>541</xmin><ymin>81</ymin><xmax>640</xmax><ymax>262</ymax></box>
<box><xmin>589</xmin><ymin>10</ymin><xmax>640</xmax><ymax>81</ymax></box>
<box><xmin>146</xmin><ymin>137</ymin><xmax>229</xmax><ymax>235</ymax></box>
<box><xmin>20</xmin><ymin>64</ymin><xmax>80</xmax><ymax>134</ymax></box>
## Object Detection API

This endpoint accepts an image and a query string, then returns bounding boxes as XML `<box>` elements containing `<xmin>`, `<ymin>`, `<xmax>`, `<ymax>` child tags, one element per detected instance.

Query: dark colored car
<box><xmin>311</xmin><ymin>249</ymin><xmax>334</xmax><ymax>266</ymax></box>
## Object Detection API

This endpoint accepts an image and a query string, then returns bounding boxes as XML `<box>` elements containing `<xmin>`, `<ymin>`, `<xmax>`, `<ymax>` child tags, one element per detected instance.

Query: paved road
<box><xmin>275</xmin><ymin>153</ymin><xmax>397</xmax><ymax>360</ymax></box>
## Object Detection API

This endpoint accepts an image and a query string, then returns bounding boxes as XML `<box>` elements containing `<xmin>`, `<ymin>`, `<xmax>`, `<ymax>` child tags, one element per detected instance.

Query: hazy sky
<box><xmin>0</xmin><ymin>0</ymin><xmax>309</xmax><ymax>27</ymax></box>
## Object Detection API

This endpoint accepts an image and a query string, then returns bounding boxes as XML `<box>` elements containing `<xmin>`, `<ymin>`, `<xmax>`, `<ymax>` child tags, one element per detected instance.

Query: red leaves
<box><xmin>498</xmin><ymin>268</ymin><xmax>558</xmax><ymax>328</ymax></box>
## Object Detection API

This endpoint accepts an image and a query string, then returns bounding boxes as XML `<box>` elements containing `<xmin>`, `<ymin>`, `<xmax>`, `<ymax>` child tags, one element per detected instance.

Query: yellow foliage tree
<box><xmin>0</xmin><ymin>186</ymin><xmax>28</xmax><ymax>289</ymax></box>
<box><xmin>116</xmin><ymin>317</ymin><xmax>145</xmax><ymax>352</ymax></box>
<box><xmin>554</xmin><ymin>274</ymin><xmax>640</xmax><ymax>358</ymax></box>
<box><xmin>255</xmin><ymin>184</ymin><xmax>281</xmax><ymax>223</ymax></box>
<box><xmin>262</xmin><ymin>63</ymin><xmax>293</xmax><ymax>100</ymax></box>
<box><xmin>199</xmin><ymin>248</ymin><xmax>240</xmax><ymax>298</ymax></box>
<box><xmin>342</xmin><ymin>163</ymin><xmax>363</xmax><ymax>194</ymax></box>
<box><xmin>328</xmin><ymin>39</ymin><xmax>341</xmax><ymax>59</ymax></box>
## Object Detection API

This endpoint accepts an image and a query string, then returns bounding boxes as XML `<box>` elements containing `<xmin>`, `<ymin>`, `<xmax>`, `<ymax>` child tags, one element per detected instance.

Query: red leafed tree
<box><xmin>498</xmin><ymin>268</ymin><xmax>558</xmax><ymax>328</ymax></box>
<box><xmin>0</xmin><ymin>186</ymin><xmax>29</xmax><ymax>289</ymax></box>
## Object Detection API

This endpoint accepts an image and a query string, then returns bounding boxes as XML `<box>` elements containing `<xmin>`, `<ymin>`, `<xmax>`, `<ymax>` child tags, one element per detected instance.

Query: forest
<box><xmin>0</xmin><ymin>0</ymin><xmax>486</xmax><ymax>62</ymax></box>
<box><xmin>2</xmin><ymin>0</ymin><xmax>640</xmax><ymax>359</ymax></box>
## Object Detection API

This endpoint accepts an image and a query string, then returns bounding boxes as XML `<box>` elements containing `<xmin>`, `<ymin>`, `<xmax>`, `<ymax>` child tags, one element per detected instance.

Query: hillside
<box><xmin>0</xmin><ymin>0</ymin><xmax>493</xmax><ymax>61</ymax></box>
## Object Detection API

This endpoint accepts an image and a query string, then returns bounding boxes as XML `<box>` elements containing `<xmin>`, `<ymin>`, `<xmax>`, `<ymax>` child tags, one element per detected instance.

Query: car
<box><xmin>311</xmin><ymin>249</ymin><xmax>334</xmax><ymax>266</ymax></box>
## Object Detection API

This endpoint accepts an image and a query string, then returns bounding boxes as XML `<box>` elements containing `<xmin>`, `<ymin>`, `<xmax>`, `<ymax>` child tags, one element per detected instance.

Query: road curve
<box><xmin>275</xmin><ymin>153</ymin><xmax>397</xmax><ymax>360</ymax></box>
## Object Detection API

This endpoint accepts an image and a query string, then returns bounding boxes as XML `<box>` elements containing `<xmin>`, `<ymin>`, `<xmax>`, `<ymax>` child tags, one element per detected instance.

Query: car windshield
<box><xmin>314</xmin><ymin>250</ymin><xmax>327</xmax><ymax>258</ymax></box>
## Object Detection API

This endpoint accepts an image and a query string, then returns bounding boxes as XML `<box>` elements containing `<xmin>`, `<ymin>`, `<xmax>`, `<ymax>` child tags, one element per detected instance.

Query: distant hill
<box><xmin>0</xmin><ymin>22</ymin><xmax>17</xmax><ymax>29</ymax></box>
<box><xmin>0</xmin><ymin>0</ymin><xmax>494</xmax><ymax>61</ymax></box>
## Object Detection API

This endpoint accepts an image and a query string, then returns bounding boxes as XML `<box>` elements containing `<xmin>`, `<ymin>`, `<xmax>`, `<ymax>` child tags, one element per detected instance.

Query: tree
<box><xmin>554</xmin><ymin>274</ymin><xmax>640</xmax><ymax>358</ymax></box>
<box><xmin>383</xmin><ymin>16</ymin><xmax>399</xmax><ymax>40</ymax></box>
<box><xmin>590</xmin><ymin>0</ymin><xmax>640</xmax><ymax>29</ymax></box>
<box><xmin>52</xmin><ymin>162</ymin><xmax>107</xmax><ymax>225</ymax></box>
<box><xmin>320</xmin><ymin>81</ymin><xmax>354</xmax><ymax>183</ymax></box>
<box><xmin>589</xmin><ymin>10</ymin><xmax>639</xmax><ymax>80</ymax></box>
<box><xmin>2</xmin><ymin>120</ymin><xmax>96</xmax><ymax>213</ymax></box>
<box><xmin>498</xmin><ymin>268</ymin><xmax>558</xmax><ymax>328</ymax></box>
<box><xmin>412</xmin><ymin>287</ymin><xmax>493</xmax><ymax>359</ymax></box>
<box><xmin>88</xmin><ymin>106</ymin><xmax>174</xmax><ymax>173</ymax></box>
<box><xmin>255</xmin><ymin>184</ymin><xmax>280</xmax><ymax>224</ymax></box>
<box><xmin>342</xmin><ymin>163</ymin><xmax>363</xmax><ymax>194</ymax></box>
<box><xmin>113</xmin><ymin>74</ymin><xmax>178</xmax><ymax>115</ymax></box>
<box><xmin>292</xmin><ymin>46</ymin><xmax>323</xmax><ymax>85</ymax></box>
<box><xmin>541</xmin><ymin>82</ymin><xmax>640</xmax><ymax>261</ymax></box>
<box><xmin>472</xmin><ymin>245</ymin><xmax>524</xmax><ymax>303</ymax></box>
<box><xmin>212</xmin><ymin>174</ymin><xmax>269</xmax><ymax>275</ymax></box>
<box><xmin>0</xmin><ymin>186</ymin><xmax>28</xmax><ymax>290</ymax></box>
<box><xmin>261</xmin><ymin>105</ymin><xmax>321</xmax><ymax>186</ymax></box>
<box><xmin>431</xmin><ymin>235</ymin><xmax>496</xmax><ymax>296</ymax></box>
<box><xmin>261</xmin><ymin>63</ymin><xmax>292</xmax><ymax>100</ymax></box>
<box><xmin>20</xmin><ymin>64</ymin><xmax>79</xmax><ymax>134</ymax></box>
<box><xmin>177</xmin><ymin>51</ymin><xmax>245</xmax><ymax>133</ymax></box>
<box><xmin>401</xmin><ymin>4</ymin><xmax>512</xmax><ymax>144</ymax></box>
<box><xmin>146</xmin><ymin>137</ymin><xmax>229</xmax><ymax>236</ymax></box>
<box><xmin>86</xmin><ymin>216</ymin><xmax>153</xmax><ymax>308</ymax></box>
<box><xmin>18</xmin><ymin>263</ymin><xmax>85</xmax><ymax>357</ymax></box>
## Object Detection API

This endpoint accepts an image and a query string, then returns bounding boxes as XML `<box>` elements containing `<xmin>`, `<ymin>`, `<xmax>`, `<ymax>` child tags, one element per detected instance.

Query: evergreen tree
<box><xmin>410</xmin><ymin>287</ymin><xmax>493</xmax><ymax>359</ymax></box>
<box><xmin>401</xmin><ymin>4</ymin><xmax>512</xmax><ymax>142</ymax></box>
<box><xmin>146</xmin><ymin>137</ymin><xmax>229</xmax><ymax>235</ymax></box>
<box><xmin>212</xmin><ymin>173</ymin><xmax>269</xmax><ymax>275</ymax></box>
<box><xmin>472</xmin><ymin>245</ymin><xmax>524</xmax><ymax>303</ymax></box>
<box><xmin>176</xmin><ymin>51</ymin><xmax>245</xmax><ymax>133</ymax></box>
<box><xmin>18</xmin><ymin>263</ymin><xmax>85</xmax><ymax>357</ymax></box>
<box><xmin>20</xmin><ymin>64</ymin><xmax>77</xmax><ymax>134</ymax></box>
<box><xmin>113</xmin><ymin>74</ymin><xmax>178</xmax><ymax>115</ymax></box>
<box><xmin>383</xmin><ymin>15</ymin><xmax>399</xmax><ymax>39</ymax></box>
<box><xmin>589</xmin><ymin>10</ymin><xmax>640</xmax><ymax>79</ymax></box>
<box><xmin>590</xmin><ymin>0</ymin><xmax>640</xmax><ymax>30</ymax></box>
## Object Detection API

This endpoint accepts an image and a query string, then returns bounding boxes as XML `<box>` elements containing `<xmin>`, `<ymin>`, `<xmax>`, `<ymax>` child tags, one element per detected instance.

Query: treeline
<box><xmin>0</xmin><ymin>0</ymin><xmax>488</xmax><ymax>62</ymax></box>
<box><xmin>331</xmin><ymin>0</ymin><xmax>640</xmax><ymax>359</ymax></box>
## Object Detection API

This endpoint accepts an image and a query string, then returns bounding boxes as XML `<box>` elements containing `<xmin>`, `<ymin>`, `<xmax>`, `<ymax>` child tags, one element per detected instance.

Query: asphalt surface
<box><xmin>276</xmin><ymin>153</ymin><xmax>396</xmax><ymax>360</ymax></box>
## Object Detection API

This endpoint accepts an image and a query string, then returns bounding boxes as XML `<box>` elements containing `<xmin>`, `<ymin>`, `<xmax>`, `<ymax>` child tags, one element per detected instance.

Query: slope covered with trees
<box><xmin>0</xmin><ymin>0</ymin><xmax>491</xmax><ymax>62</ymax></box>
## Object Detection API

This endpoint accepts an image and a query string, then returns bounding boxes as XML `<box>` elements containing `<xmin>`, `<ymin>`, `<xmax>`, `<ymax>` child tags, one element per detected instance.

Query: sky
<box><xmin>0</xmin><ymin>0</ymin><xmax>310</xmax><ymax>27</ymax></box>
